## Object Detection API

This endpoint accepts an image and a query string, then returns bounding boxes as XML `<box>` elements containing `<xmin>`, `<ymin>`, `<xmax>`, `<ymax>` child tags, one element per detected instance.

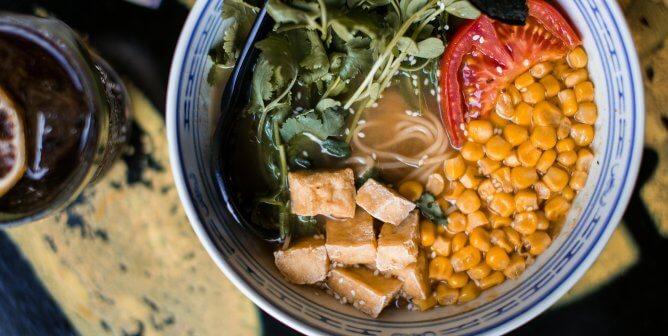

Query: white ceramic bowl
<box><xmin>167</xmin><ymin>1</ymin><xmax>644</xmax><ymax>334</ymax></box>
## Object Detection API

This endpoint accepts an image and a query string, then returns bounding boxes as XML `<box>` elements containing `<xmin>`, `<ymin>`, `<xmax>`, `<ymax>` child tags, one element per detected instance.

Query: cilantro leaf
<box><xmin>209</xmin><ymin>0</ymin><xmax>259</xmax><ymax>68</ymax></box>
<box><xmin>279</xmin><ymin>107</ymin><xmax>345</xmax><ymax>142</ymax></box>
<box><xmin>338</xmin><ymin>36</ymin><xmax>374</xmax><ymax>80</ymax></box>
<box><xmin>248</xmin><ymin>58</ymin><xmax>276</xmax><ymax>114</ymax></box>
<box><xmin>416</xmin><ymin>193</ymin><xmax>447</xmax><ymax>225</ymax></box>
<box><xmin>266</xmin><ymin>0</ymin><xmax>320</xmax><ymax>26</ymax></box>
<box><xmin>446</xmin><ymin>0</ymin><xmax>482</xmax><ymax>19</ymax></box>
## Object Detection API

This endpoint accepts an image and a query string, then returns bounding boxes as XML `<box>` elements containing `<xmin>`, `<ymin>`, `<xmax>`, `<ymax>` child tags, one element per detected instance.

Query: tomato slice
<box><xmin>440</xmin><ymin>0</ymin><xmax>581</xmax><ymax>149</ymax></box>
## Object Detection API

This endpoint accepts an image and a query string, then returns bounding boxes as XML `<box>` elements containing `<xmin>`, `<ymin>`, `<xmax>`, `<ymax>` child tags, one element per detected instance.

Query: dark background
<box><xmin>0</xmin><ymin>0</ymin><xmax>665</xmax><ymax>335</ymax></box>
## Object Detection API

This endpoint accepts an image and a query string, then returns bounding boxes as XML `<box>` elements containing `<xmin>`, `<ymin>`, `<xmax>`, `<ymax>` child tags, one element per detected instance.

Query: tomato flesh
<box><xmin>440</xmin><ymin>0</ymin><xmax>582</xmax><ymax>149</ymax></box>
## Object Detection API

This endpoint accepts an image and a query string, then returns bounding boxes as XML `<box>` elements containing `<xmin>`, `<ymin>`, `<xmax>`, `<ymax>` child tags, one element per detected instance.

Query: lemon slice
<box><xmin>0</xmin><ymin>86</ymin><xmax>26</xmax><ymax>197</ymax></box>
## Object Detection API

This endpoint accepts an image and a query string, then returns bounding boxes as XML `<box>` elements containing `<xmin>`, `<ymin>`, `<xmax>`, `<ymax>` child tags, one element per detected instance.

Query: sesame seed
<box><xmin>444</xmin><ymin>25</ymin><xmax>450</xmax><ymax>31</ymax></box>
<box><xmin>338</xmin><ymin>278</ymin><xmax>344</xmax><ymax>283</ymax></box>
<box><xmin>479</xmin><ymin>37</ymin><xmax>485</xmax><ymax>43</ymax></box>
<box><xmin>371</xmin><ymin>153</ymin><xmax>377</xmax><ymax>160</ymax></box>
<box><xmin>351</xmin><ymin>290</ymin><xmax>356</xmax><ymax>297</ymax></box>
<box><xmin>523</xmin><ymin>59</ymin><xmax>530</xmax><ymax>66</ymax></box>
<box><xmin>496</xmin><ymin>66</ymin><xmax>503</xmax><ymax>74</ymax></box>
<box><xmin>472</xmin><ymin>35</ymin><xmax>480</xmax><ymax>41</ymax></box>
<box><xmin>430</xmin><ymin>89</ymin><xmax>436</xmax><ymax>96</ymax></box>
<box><xmin>372</xmin><ymin>102</ymin><xmax>378</xmax><ymax>108</ymax></box>
<box><xmin>359</xmin><ymin>300</ymin><xmax>365</xmax><ymax>305</ymax></box>
<box><xmin>357</xmin><ymin>132</ymin><xmax>366</xmax><ymax>138</ymax></box>
<box><xmin>358</xmin><ymin>119</ymin><xmax>366</xmax><ymax>125</ymax></box>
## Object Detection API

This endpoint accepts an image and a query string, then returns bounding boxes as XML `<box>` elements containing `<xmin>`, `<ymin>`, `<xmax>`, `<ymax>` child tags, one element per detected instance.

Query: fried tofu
<box><xmin>356</xmin><ymin>179</ymin><xmax>415</xmax><ymax>225</ymax></box>
<box><xmin>325</xmin><ymin>209</ymin><xmax>377</xmax><ymax>265</ymax></box>
<box><xmin>327</xmin><ymin>267</ymin><xmax>402</xmax><ymax>318</ymax></box>
<box><xmin>388</xmin><ymin>252</ymin><xmax>431</xmax><ymax>300</ymax></box>
<box><xmin>376</xmin><ymin>211</ymin><xmax>420</xmax><ymax>271</ymax></box>
<box><xmin>288</xmin><ymin>168</ymin><xmax>356</xmax><ymax>218</ymax></box>
<box><xmin>274</xmin><ymin>237</ymin><xmax>329</xmax><ymax>285</ymax></box>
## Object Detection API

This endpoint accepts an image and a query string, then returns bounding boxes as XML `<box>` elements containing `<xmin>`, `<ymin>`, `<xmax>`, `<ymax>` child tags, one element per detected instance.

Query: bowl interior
<box><xmin>167</xmin><ymin>0</ymin><xmax>643</xmax><ymax>334</ymax></box>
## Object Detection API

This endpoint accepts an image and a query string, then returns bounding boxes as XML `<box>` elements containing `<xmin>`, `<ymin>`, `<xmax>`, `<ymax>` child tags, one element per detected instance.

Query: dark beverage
<box><xmin>0</xmin><ymin>14</ymin><xmax>131</xmax><ymax>225</ymax></box>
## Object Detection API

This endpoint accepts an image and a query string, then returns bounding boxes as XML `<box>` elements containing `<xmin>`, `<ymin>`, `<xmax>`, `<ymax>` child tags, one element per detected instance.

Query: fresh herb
<box><xmin>208</xmin><ymin>0</ymin><xmax>261</xmax><ymax>84</ymax></box>
<box><xmin>469</xmin><ymin>0</ymin><xmax>528</xmax><ymax>25</ymax></box>
<box><xmin>216</xmin><ymin>0</ymin><xmax>481</xmax><ymax>241</ymax></box>
<box><xmin>416</xmin><ymin>192</ymin><xmax>447</xmax><ymax>225</ymax></box>
<box><xmin>355</xmin><ymin>167</ymin><xmax>381</xmax><ymax>188</ymax></box>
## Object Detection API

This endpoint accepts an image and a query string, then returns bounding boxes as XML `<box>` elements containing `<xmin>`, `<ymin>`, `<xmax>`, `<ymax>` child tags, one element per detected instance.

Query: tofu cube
<box><xmin>356</xmin><ymin>179</ymin><xmax>415</xmax><ymax>225</ymax></box>
<box><xmin>274</xmin><ymin>237</ymin><xmax>329</xmax><ymax>285</ymax></box>
<box><xmin>288</xmin><ymin>169</ymin><xmax>356</xmax><ymax>218</ymax></box>
<box><xmin>327</xmin><ymin>267</ymin><xmax>402</xmax><ymax>318</ymax></box>
<box><xmin>376</xmin><ymin>211</ymin><xmax>420</xmax><ymax>271</ymax></box>
<box><xmin>388</xmin><ymin>252</ymin><xmax>431</xmax><ymax>300</ymax></box>
<box><xmin>326</xmin><ymin>209</ymin><xmax>377</xmax><ymax>265</ymax></box>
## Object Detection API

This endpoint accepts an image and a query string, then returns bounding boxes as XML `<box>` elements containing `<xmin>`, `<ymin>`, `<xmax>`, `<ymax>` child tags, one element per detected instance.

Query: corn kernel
<box><xmin>517</xmin><ymin>141</ymin><xmax>542</xmax><ymax>167</ymax></box>
<box><xmin>570</xmin><ymin>170</ymin><xmax>588</xmax><ymax>191</ymax></box>
<box><xmin>553</xmin><ymin>61</ymin><xmax>571</xmax><ymax>81</ymax></box>
<box><xmin>570</xmin><ymin>123</ymin><xmax>594</xmax><ymax>146</ymax></box>
<box><xmin>532</xmin><ymin>101</ymin><xmax>562</xmax><ymax>127</ymax></box>
<box><xmin>478</xmin><ymin>158</ymin><xmax>501</xmax><ymax>176</ymax></box>
<box><xmin>444</xmin><ymin>155</ymin><xmax>466</xmax><ymax>181</ymax></box>
<box><xmin>467</xmin><ymin>263</ymin><xmax>492</xmax><ymax>280</ymax></box>
<box><xmin>413</xmin><ymin>294</ymin><xmax>438</xmax><ymax>311</ymax></box>
<box><xmin>496</xmin><ymin>92</ymin><xmax>515</xmax><ymax>119</ymax></box>
<box><xmin>530</xmin><ymin>62</ymin><xmax>554</xmax><ymax>78</ymax></box>
<box><xmin>491</xmin><ymin>167</ymin><xmax>514</xmax><ymax>193</ymax></box>
<box><xmin>468</xmin><ymin>120</ymin><xmax>494</xmax><ymax>144</ymax></box>
<box><xmin>466</xmin><ymin>210</ymin><xmax>490</xmax><ymax>233</ymax></box>
<box><xmin>512</xmin><ymin>102</ymin><xmax>533</xmax><ymax>126</ymax></box>
<box><xmin>490</xmin><ymin>108</ymin><xmax>511</xmax><ymax>127</ymax></box>
<box><xmin>510</xmin><ymin>167</ymin><xmax>539</xmax><ymax>190</ymax></box>
<box><xmin>530</xmin><ymin>126</ymin><xmax>557</xmax><ymax>150</ymax></box>
<box><xmin>562</xmin><ymin>186</ymin><xmax>575</xmax><ymax>201</ymax></box>
<box><xmin>458</xmin><ymin>281</ymin><xmax>480</xmax><ymax>303</ymax></box>
<box><xmin>545</xmin><ymin>196</ymin><xmax>571</xmax><ymax>220</ymax></box>
<box><xmin>536</xmin><ymin>149</ymin><xmax>557</xmax><ymax>174</ymax></box>
<box><xmin>442</xmin><ymin>180</ymin><xmax>465</xmax><ymax>202</ymax></box>
<box><xmin>503</xmin><ymin>227</ymin><xmax>522</xmax><ymax>249</ymax></box>
<box><xmin>448</xmin><ymin>272</ymin><xmax>470</xmax><ymax>289</ymax></box>
<box><xmin>515</xmin><ymin>72</ymin><xmax>535</xmax><ymax>90</ymax></box>
<box><xmin>420</xmin><ymin>220</ymin><xmax>436</xmax><ymax>247</ymax></box>
<box><xmin>567</xmin><ymin>47</ymin><xmax>588</xmax><ymax>69</ymax></box>
<box><xmin>432</xmin><ymin>235</ymin><xmax>452</xmax><ymax>257</ymax></box>
<box><xmin>447</xmin><ymin>212</ymin><xmax>467</xmax><ymax>233</ymax></box>
<box><xmin>426</xmin><ymin>173</ymin><xmax>446</xmax><ymax>196</ymax></box>
<box><xmin>503</xmin><ymin>254</ymin><xmax>526</xmax><ymax>280</ymax></box>
<box><xmin>534</xmin><ymin>181</ymin><xmax>552</xmax><ymax>200</ymax></box>
<box><xmin>435</xmin><ymin>284</ymin><xmax>459</xmax><ymax>306</ymax></box>
<box><xmin>461</xmin><ymin>141</ymin><xmax>485</xmax><ymax>162</ymax></box>
<box><xmin>429</xmin><ymin>256</ymin><xmax>454</xmax><ymax>281</ymax></box>
<box><xmin>503</xmin><ymin>151</ymin><xmax>521</xmax><ymax>167</ymax></box>
<box><xmin>451</xmin><ymin>246</ymin><xmax>482</xmax><ymax>272</ymax></box>
<box><xmin>540</xmin><ymin>75</ymin><xmax>561</xmax><ymax>98</ymax></box>
<box><xmin>524</xmin><ymin>231</ymin><xmax>552</xmax><ymax>255</ymax></box>
<box><xmin>576</xmin><ymin>148</ymin><xmax>594</xmax><ymax>171</ymax></box>
<box><xmin>460</xmin><ymin>166</ymin><xmax>482</xmax><ymax>189</ymax></box>
<box><xmin>543</xmin><ymin>166</ymin><xmax>569</xmax><ymax>192</ymax></box>
<box><xmin>477</xmin><ymin>271</ymin><xmax>506</xmax><ymax>290</ymax></box>
<box><xmin>557</xmin><ymin>150</ymin><xmax>578</xmax><ymax>166</ymax></box>
<box><xmin>556</xmin><ymin>138</ymin><xmax>575</xmax><ymax>153</ymax></box>
<box><xmin>557</xmin><ymin>117</ymin><xmax>572</xmax><ymax>140</ymax></box>
<box><xmin>469</xmin><ymin>227</ymin><xmax>491</xmax><ymax>252</ymax></box>
<box><xmin>503</xmin><ymin>124</ymin><xmax>529</xmax><ymax>146</ymax></box>
<box><xmin>490</xmin><ymin>229</ymin><xmax>513</xmax><ymax>253</ymax></box>
<box><xmin>488</xmin><ymin>193</ymin><xmax>515</xmax><ymax>217</ymax></box>
<box><xmin>399</xmin><ymin>180</ymin><xmax>424</xmax><ymax>202</ymax></box>
<box><xmin>490</xmin><ymin>215</ymin><xmax>512</xmax><ymax>229</ymax></box>
<box><xmin>575</xmin><ymin>102</ymin><xmax>598</xmax><ymax>125</ymax></box>
<box><xmin>477</xmin><ymin>179</ymin><xmax>496</xmax><ymax>202</ymax></box>
<box><xmin>535</xmin><ymin>211</ymin><xmax>549</xmax><ymax>231</ymax></box>
<box><xmin>485</xmin><ymin>247</ymin><xmax>510</xmax><ymax>271</ymax></box>
<box><xmin>564</xmin><ymin>68</ymin><xmax>588</xmax><ymax>88</ymax></box>
<box><xmin>451</xmin><ymin>232</ymin><xmax>468</xmax><ymax>253</ymax></box>
<box><xmin>484</xmin><ymin>135</ymin><xmax>513</xmax><ymax>161</ymax></box>
<box><xmin>514</xmin><ymin>190</ymin><xmax>538</xmax><ymax>212</ymax></box>
<box><xmin>513</xmin><ymin>211</ymin><xmax>538</xmax><ymax>235</ymax></box>
<box><xmin>508</xmin><ymin>85</ymin><xmax>522</xmax><ymax>105</ymax></box>
<box><xmin>522</xmin><ymin>82</ymin><xmax>546</xmax><ymax>104</ymax></box>
<box><xmin>574</xmin><ymin>80</ymin><xmax>595</xmax><ymax>102</ymax></box>
<box><xmin>558</xmin><ymin>89</ymin><xmax>578</xmax><ymax>117</ymax></box>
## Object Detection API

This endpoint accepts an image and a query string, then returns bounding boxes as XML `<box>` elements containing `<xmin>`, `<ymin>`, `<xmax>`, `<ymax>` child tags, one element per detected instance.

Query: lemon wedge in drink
<box><xmin>0</xmin><ymin>86</ymin><xmax>25</xmax><ymax>197</ymax></box>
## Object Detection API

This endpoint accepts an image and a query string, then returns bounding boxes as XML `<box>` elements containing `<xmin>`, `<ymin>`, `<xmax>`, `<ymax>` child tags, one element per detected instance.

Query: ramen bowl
<box><xmin>166</xmin><ymin>0</ymin><xmax>644</xmax><ymax>334</ymax></box>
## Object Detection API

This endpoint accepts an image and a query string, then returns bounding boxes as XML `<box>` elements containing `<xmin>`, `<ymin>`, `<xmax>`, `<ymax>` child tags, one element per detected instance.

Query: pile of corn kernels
<box><xmin>397</xmin><ymin>46</ymin><xmax>597</xmax><ymax>310</ymax></box>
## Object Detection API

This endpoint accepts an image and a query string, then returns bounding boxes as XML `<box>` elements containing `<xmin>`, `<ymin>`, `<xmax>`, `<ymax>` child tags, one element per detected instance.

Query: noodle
<box><xmin>346</xmin><ymin>88</ymin><xmax>454</xmax><ymax>184</ymax></box>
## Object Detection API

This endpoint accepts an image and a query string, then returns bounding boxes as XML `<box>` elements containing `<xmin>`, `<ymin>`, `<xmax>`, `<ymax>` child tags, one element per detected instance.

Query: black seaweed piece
<box><xmin>470</xmin><ymin>0</ymin><xmax>529</xmax><ymax>26</ymax></box>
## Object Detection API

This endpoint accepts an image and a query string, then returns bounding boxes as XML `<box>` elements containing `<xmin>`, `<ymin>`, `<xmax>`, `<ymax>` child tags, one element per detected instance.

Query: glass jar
<box><xmin>0</xmin><ymin>14</ymin><xmax>131</xmax><ymax>226</ymax></box>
